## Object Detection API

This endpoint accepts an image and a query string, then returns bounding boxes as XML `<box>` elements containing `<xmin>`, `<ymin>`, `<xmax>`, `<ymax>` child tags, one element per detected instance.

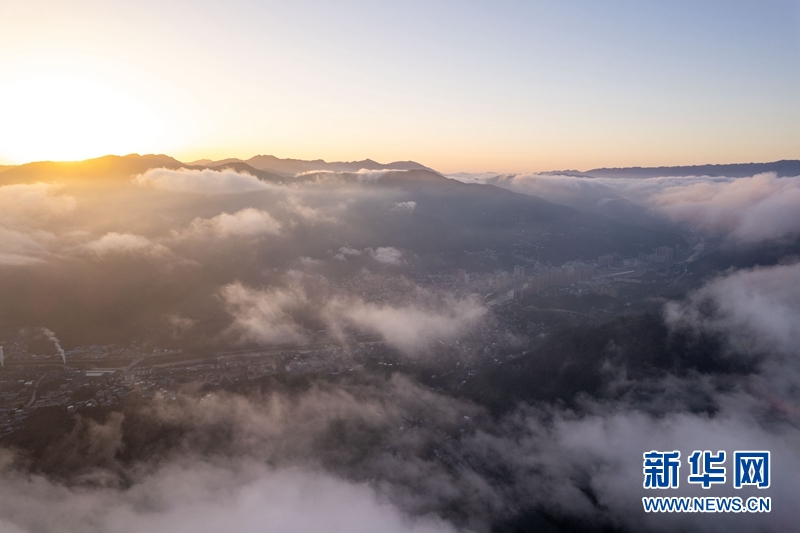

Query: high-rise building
<box><xmin>497</xmin><ymin>271</ymin><xmax>510</xmax><ymax>287</ymax></box>
<box><xmin>574</xmin><ymin>264</ymin><xmax>594</xmax><ymax>281</ymax></box>
<box><xmin>597</xmin><ymin>254</ymin><xmax>615</xmax><ymax>268</ymax></box>
<box><xmin>513</xmin><ymin>265</ymin><xmax>525</xmax><ymax>280</ymax></box>
<box><xmin>655</xmin><ymin>246</ymin><xmax>675</xmax><ymax>261</ymax></box>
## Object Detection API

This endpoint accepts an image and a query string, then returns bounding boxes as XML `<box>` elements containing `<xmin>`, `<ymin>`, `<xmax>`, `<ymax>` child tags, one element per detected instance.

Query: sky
<box><xmin>0</xmin><ymin>0</ymin><xmax>798</xmax><ymax>172</ymax></box>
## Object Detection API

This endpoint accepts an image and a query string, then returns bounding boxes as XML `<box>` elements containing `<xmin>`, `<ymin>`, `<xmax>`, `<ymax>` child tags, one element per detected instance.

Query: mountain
<box><xmin>318</xmin><ymin>168</ymin><xmax>685</xmax><ymax>265</ymax></box>
<box><xmin>186</xmin><ymin>158</ymin><xmax>243</xmax><ymax>167</ymax></box>
<box><xmin>186</xmin><ymin>155</ymin><xmax>431</xmax><ymax>176</ymax></box>
<box><xmin>0</xmin><ymin>154</ymin><xmax>186</xmax><ymax>185</ymax></box>
<box><xmin>585</xmin><ymin>159</ymin><xmax>800</xmax><ymax>178</ymax></box>
<box><xmin>0</xmin><ymin>155</ymin><xmax>291</xmax><ymax>187</ymax></box>
<box><xmin>204</xmin><ymin>161</ymin><xmax>287</xmax><ymax>184</ymax></box>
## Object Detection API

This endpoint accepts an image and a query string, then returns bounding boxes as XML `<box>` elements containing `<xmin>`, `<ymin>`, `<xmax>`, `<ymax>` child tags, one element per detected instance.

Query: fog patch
<box><xmin>135</xmin><ymin>168</ymin><xmax>272</xmax><ymax>194</ymax></box>
<box><xmin>452</xmin><ymin>171</ymin><xmax>800</xmax><ymax>242</ymax></box>
<box><xmin>0</xmin><ymin>461</ymin><xmax>455</xmax><ymax>533</ymax></box>
<box><xmin>179</xmin><ymin>208</ymin><xmax>282</xmax><ymax>239</ymax></box>
<box><xmin>83</xmin><ymin>232</ymin><xmax>170</xmax><ymax>257</ymax></box>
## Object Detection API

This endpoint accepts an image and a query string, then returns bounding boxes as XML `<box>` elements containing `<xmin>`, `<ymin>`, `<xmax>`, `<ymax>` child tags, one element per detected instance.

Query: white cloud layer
<box><xmin>0</xmin><ymin>183</ymin><xmax>76</xmax><ymax>226</ymax></box>
<box><xmin>0</xmin><ymin>183</ymin><xmax>75</xmax><ymax>264</ymax></box>
<box><xmin>452</xmin><ymin>171</ymin><xmax>800</xmax><ymax>242</ymax></box>
<box><xmin>83</xmin><ymin>232</ymin><xmax>169</xmax><ymax>256</ymax></box>
<box><xmin>221</xmin><ymin>276</ymin><xmax>485</xmax><ymax>354</ymax></box>
<box><xmin>135</xmin><ymin>168</ymin><xmax>272</xmax><ymax>194</ymax></box>
<box><xmin>666</xmin><ymin>261</ymin><xmax>800</xmax><ymax>357</ymax></box>
<box><xmin>334</xmin><ymin>246</ymin><xmax>405</xmax><ymax>265</ymax></box>
<box><xmin>392</xmin><ymin>201</ymin><xmax>417</xmax><ymax>212</ymax></box>
<box><xmin>331</xmin><ymin>294</ymin><xmax>485</xmax><ymax>353</ymax></box>
<box><xmin>0</xmin><ymin>460</ymin><xmax>454</xmax><ymax>533</ymax></box>
<box><xmin>370</xmin><ymin>246</ymin><xmax>404</xmax><ymax>265</ymax></box>
<box><xmin>182</xmin><ymin>208</ymin><xmax>282</xmax><ymax>238</ymax></box>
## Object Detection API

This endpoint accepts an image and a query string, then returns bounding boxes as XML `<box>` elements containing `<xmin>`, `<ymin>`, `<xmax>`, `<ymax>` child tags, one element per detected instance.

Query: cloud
<box><xmin>167</xmin><ymin>314</ymin><xmax>196</xmax><ymax>336</ymax></box>
<box><xmin>0</xmin><ymin>183</ymin><xmax>76</xmax><ymax>226</ymax></box>
<box><xmin>0</xmin><ymin>227</ymin><xmax>54</xmax><ymax>265</ymax></box>
<box><xmin>329</xmin><ymin>291</ymin><xmax>486</xmax><ymax>353</ymax></box>
<box><xmin>392</xmin><ymin>201</ymin><xmax>417</xmax><ymax>212</ymax></box>
<box><xmin>665</xmin><ymin>261</ymin><xmax>800</xmax><ymax>407</ymax></box>
<box><xmin>333</xmin><ymin>246</ymin><xmax>404</xmax><ymax>265</ymax></box>
<box><xmin>369</xmin><ymin>246</ymin><xmax>405</xmax><ymax>265</ymax></box>
<box><xmin>0</xmin><ymin>461</ymin><xmax>455</xmax><ymax>533</ymax></box>
<box><xmin>666</xmin><ymin>261</ymin><xmax>800</xmax><ymax>358</ymax></box>
<box><xmin>474</xmin><ymin>398</ymin><xmax>800</xmax><ymax>533</ymax></box>
<box><xmin>221</xmin><ymin>275</ymin><xmax>485</xmax><ymax>354</ymax></box>
<box><xmin>457</xmin><ymin>171</ymin><xmax>800</xmax><ymax>242</ymax></box>
<box><xmin>83</xmin><ymin>232</ymin><xmax>170</xmax><ymax>256</ymax></box>
<box><xmin>221</xmin><ymin>279</ymin><xmax>313</xmax><ymax>345</ymax></box>
<box><xmin>639</xmin><ymin>173</ymin><xmax>800</xmax><ymax>241</ymax></box>
<box><xmin>280</xmin><ymin>196</ymin><xmax>345</xmax><ymax>224</ymax></box>
<box><xmin>135</xmin><ymin>168</ymin><xmax>272</xmax><ymax>194</ymax></box>
<box><xmin>333</xmin><ymin>246</ymin><xmax>363</xmax><ymax>261</ymax></box>
<box><xmin>0</xmin><ymin>252</ymin><xmax>45</xmax><ymax>266</ymax></box>
<box><xmin>355</xmin><ymin>169</ymin><xmax>392</xmax><ymax>183</ymax></box>
<box><xmin>0</xmin><ymin>183</ymin><xmax>74</xmax><ymax>265</ymax></box>
<box><xmin>181</xmin><ymin>208</ymin><xmax>282</xmax><ymax>239</ymax></box>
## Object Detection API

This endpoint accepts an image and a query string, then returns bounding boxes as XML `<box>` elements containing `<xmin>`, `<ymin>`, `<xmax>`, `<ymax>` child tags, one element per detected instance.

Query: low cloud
<box><xmin>0</xmin><ymin>460</ymin><xmax>455</xmax><ymax>533</ymax></box>
<box><xmin>666</xmin><ymin>261</ymin><xmax>800</xmax><ymax>357</ymax></box>
<box><xmin>180</xmin><ymin>208</ymin><xmax>282</xmax><ymax>239</ymax></box>
<box><xmin>392</xmin><ymin>201</ymin><xmax>417</xmax><ymax>212</ymax></box>
<box><xmin>0</xmin><ymin>227</ymin><xmax>54</xmax><ymax>265</ymax></box>
<box><xmin>334</xmin><ymin>246</ymin><xmax>405</xmax><ymax>265</ymax></box>
<box><xmin>135</xmin><ymin>168</ymin><xmax>272</xmax><ymax>194</ymax></box>
<box><xmin>83</xmin><ymin>232</ymin><xmax>170</xmax><ymax>256</ymax></box>
<box><xmin>280</xmin><ymin>196</ymin><xmax>342</xmax><ymax>225</ymax></box>
<box><xmin>355</xmin><ymin>169</ymin><xmax>392</xmax><ymax>183</ymax></box>
<box><xmin>221</xmin><ymin>279</ymin><xmax>315</xmax><ymax>345</ymax></box>
<box><xmin>369</xmin><ymin>247</ymin><xmax>404</xmax><ymax>265</ymax></box>
<box><xmin>453</xmin><ymin>171</ymin><xmax>800</xmax><ymax>242</ymax></box>
<box><xmin>330</xmin><ymin>293</ymin><xmax>485</xmax><ymax>353</ymax></box>
<box><xmin>221</xmin><ymin>275</ymin><xmax>485</xmax><ymax>354</ymax></box>
<box><xmin>639</xmin><ymin>173</ymin><xmax>800</xmax><ymax>241</ymax></box>
<box><xmin>334</xmin><ymin>246</ymin><xmax>363</xmax><ymax>261</ymax></box>
<box><xmin>0</xmin><ymin>183</ymin><xmax>74</xmax><ymax>265</ymax></box>
<box><xmin>665</xmin><ymin>261</ymin><xmax>800</xmax><ymax>406</ymax></box>
<box><xmin>0</xmin><ymin>183</ymin><xmax>76</xmax><ymax>226</ymax></box>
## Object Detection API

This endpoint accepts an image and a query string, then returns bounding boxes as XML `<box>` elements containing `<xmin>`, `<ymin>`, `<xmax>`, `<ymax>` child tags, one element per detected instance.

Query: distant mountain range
<box><xmin>0</xmin><ymin>153</ymin><xmax>685</xmax><ymax>268</ymax></box>
<box><xmin>4</xmin><ymin>155</ymin><xmax>797</xmax><ymax>180</ymax></box>
<box><xmin>0</xmin><ymin>154</ymin><xmax>427</xmax><ymax>186</ymax></box>
<box><xmin>185</xmin><ymin>155</ymin><xmax>431</xmax><ymax>176</ymax></box>
<box><xmin>583</xmin><ymin>159</ymin><xmax>800</xmax><ymax>178</ymax></box>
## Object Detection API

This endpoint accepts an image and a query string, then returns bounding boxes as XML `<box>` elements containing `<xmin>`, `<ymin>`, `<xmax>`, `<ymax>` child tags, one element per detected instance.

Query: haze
<box><xmin>2</xmin><ymin>2</ymin><xmax>800</xmax><ymax>533</ymax></box>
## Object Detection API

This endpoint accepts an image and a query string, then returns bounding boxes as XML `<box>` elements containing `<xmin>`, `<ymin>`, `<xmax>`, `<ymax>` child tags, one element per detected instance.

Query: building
<box><xmin>654</xmin><ymin>246</ymin><xmax>675</xmax><ymax>261</ymax></box>
<box><xmin>573</xmin><ymin>263</ymin><xmax>594</xmax><ymax>281</ymax></box>
<box><xmin>597</xmin><ymin>254</ymin><xmax>615</xmax><ymax>268</ymax></box>
<box><xmin>513</xmin><ymin>265</ymin><xmax>526</xmax><ymax>280</ymax></box>
<box><xmin>496</xmin><ymin>271</ymin><xmax>510</xmax><ymax>288</ymax></box>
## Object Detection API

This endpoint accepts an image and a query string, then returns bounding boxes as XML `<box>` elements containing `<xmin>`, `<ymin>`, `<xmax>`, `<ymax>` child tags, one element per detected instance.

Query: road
<box><xmin>24</xmin><ymin>375</ymin><xmax>45</xmax><ymax>407</ymax></box>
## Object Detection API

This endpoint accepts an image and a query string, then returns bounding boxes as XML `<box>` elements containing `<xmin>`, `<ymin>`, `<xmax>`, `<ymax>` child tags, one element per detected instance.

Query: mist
<box><xmin>0</xmin><ymin>156</ymin><xmax>797</xmax><ymax>532</ymax></box>
<box><xmin>453</xmin><ymin>172</ymin><xmax>800</xmax><ymax>242</ymax></box>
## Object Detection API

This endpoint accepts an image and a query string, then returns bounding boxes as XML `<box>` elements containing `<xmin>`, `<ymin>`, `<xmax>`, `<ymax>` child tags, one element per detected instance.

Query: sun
<box><xmin>0</xmin><ymin>74</ymin><xmax>171</xmax><ymax>164</ymax></box>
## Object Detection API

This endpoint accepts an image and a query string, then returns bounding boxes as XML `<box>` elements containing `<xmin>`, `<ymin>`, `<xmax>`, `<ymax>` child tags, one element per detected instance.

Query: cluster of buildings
<box><xmin>452</xmin><ymin>243</ymin><xmax>685</xmax><ymax>303</ymax></box>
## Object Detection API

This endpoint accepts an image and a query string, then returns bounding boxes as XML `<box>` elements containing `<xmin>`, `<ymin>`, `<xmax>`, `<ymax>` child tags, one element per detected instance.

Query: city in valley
<box><xmin>0</xmin><ymin>237</ymin><xmax>700</xmax><ymax>437</ymax></box>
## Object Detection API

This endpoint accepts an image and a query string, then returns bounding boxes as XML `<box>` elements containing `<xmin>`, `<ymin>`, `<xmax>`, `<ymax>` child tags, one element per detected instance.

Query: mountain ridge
<box><xmin>584</xmin><ymin>159</ymin><xmax>800</xmax><ymax>178</ymax></box>
<box><xmin>186</xmin><ymin>154</ymin><xmax>431</xmax><ymax>175</ymax></box>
